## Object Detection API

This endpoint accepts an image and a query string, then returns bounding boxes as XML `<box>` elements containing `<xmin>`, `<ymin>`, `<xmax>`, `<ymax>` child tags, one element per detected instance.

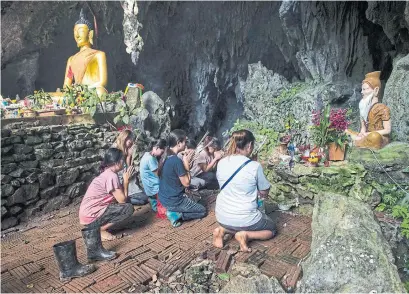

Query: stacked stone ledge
<box><xmin>1</xmin><ymin>124</ymin><xmax>117</xmax><ymax>230</ymax></box>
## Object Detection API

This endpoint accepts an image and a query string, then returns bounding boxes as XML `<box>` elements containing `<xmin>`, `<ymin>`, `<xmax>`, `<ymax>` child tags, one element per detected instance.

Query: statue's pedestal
<box><xmin>265</xmin><ymin>143</ymin><xmax>409</xmax><ymax>206</ymax></box>
<box><xmin>1</xmin><ymin>112</ymin><xmax>118</xmax><ymax>129</ymax></box>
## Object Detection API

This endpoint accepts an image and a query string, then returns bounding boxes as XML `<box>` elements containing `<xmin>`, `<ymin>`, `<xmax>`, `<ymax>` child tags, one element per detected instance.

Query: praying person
<box><xmin>213</xmin><ymin>130</ymin><xmax>277</xmax><ymax>252</ymax></box>
<box><xmin>189</xmin><ymin>137</ymin><xmax>222</xmax><ymax>190</ymax></box>
<box><xmin>79</xmin><ymin>148</ymin><xmax>135</xmax><ymax>241</ymax></box>
<box><xmin>114</xmin><ymin>130</ymin><xmax>148</xmax><ymax>205</ymax></box>
<box><xmin>140</xmin><ymin>139</ymin><xmax>167</xmax><ymax>212</ymax></box>
<box><xmin>178</xmin><ymin>139</ymin><xmax>205</xmax><ymax>190</ymax></box>
<box><xmin>158</xmin><ymin>129</ymin><xmax>207</xmax><ymax>226</ymax></box>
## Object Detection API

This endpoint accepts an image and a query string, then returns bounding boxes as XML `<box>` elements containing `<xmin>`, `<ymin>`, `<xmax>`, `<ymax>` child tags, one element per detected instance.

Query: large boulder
<box><xmin>349</xmin><ymin>142</ymin><xmax>409</xmax><ymax>186</ymax></box>
<box><xmin>130</xmin><ymin>91</ymin><xmax>171</xmax><ymax>139</ymax></box>
<box><xmin>383</xmin><ymin>54</ymin><xmax>409</xmax><ymax>141</ymax></box>
<box><xmin>297</xmin><ymin>192</ymin><xmax>405</xmax><ymax>293</ymax></box>
<box><xmin>221</xmin><ymin>263</ymin><xmax>285</xmax><ymax>293</ymax></box>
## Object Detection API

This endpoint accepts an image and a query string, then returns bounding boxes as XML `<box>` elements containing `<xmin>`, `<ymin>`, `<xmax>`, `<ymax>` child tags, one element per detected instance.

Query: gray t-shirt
<box><xmin>215</xmin><ymin>155</ymin><xmax>271</xmax><ymax>227</ymax></box>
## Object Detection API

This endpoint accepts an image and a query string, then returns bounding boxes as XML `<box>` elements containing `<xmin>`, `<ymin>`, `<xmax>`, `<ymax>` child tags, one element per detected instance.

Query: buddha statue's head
<box><xmin>74</xmin><ymin>9</ymin><xmax>94</xmax><ymax>48</ymax></box>
<box><xmin>359</xmin><ymin>71</ymin><xmax>381</xmax><ymax>121</ymax></box>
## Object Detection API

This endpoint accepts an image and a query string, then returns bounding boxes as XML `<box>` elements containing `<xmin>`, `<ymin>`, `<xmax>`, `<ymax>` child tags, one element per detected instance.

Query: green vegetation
<box><xmin>272</xmin><ymin>82</ymin><xmax>308</xmax><ymax>104</ymax></box>
<box><xmin>26</xmin><ymin>89</ymin><xmax>52</xmax><ymax>110</ymax></box>
<box><xmin>375</xmin><ymin>185</ymin><xmax>409</xmax><ymax>239</ymax></box>
<box><xmin>62</xmin><ymin>84</ymin><xmax>122</xmax><ymax>117</ymax></box>
<box><xmin>223</xmin><ymin>119</ymin><xmax>279</xmax><ymax>161</ymax></box>
<box><xmin>114</xmin><ymin>99</ymin><xmax>142</xmax><ymax>125</ymax></box>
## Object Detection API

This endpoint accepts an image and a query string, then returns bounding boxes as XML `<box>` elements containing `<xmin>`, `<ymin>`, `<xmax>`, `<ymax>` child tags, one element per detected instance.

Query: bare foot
<box><xmin>235</xmin><ymin>231</ymin><xmax>251</xmax><ymax>252</ymax></box>
<box><xmin>101</xmin><ymin>230</ymin><xmax>119</xmax><ymax>241</ymax></box>
<box><xmin>213</xmin><ymin>227</ymin><xmax>225</xmax><ymax>249</ymax></box>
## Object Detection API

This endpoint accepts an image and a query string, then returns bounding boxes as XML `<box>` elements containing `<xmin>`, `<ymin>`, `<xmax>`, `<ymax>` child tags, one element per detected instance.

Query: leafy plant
<box><xmin>62</xmin><ymin>84</ymin><xmax>123</xmax><ymax>117</ymax></box>
<box><xmin>310</xmin><ymin>104</ymin><xmax>350</xmax><ymax>149</ymax></box>
<box><xmin>217</xmin><ymin>273</ymin><xmax>230</xmax><ymax>281</ymax></box>
<box><xmin>376</xmin><ymin>199</ymin><xmax>409</xmax><ymax>239</ymax></box>
<box><xmin>282</xmin><ymin>114</ymin><xmax>306</xmax><ymax>146</ymax></box>
<box><xmin>392</xmin><ymin>205</ymin><xmax>409</xmax><ymax>238</ymax></box>
<box><xmin>26</xmin><ymin>89</ymin><xmax>52</xmax><ymax>109</ymax></box>
<box><xmin>113</xmin><ymin>98</ymin><xmax>140</xmax><ymax>125</ymax></box>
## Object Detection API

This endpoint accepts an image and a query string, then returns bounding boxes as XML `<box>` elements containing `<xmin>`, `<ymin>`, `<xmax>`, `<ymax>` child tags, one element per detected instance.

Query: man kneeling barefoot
<box><xmin>79</xmin><ymin>148</ymin><xmax>136</xmax><ymax>241</ymax></box>
<box><xmin>213</xmin><ymin>130</ymin><xmax>277</xmax><ymax>252</ymax></box>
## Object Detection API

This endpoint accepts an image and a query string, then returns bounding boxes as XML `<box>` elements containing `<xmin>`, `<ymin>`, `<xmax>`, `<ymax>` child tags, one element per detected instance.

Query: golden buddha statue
<box><xmin>345</xmin><ymin>71</ymin><xmax>391</xmax><ymax>149</ymax></box>
<box><xmin>63</xmin><ymin>9</ymin><xmax>107</xmax><ymax>97</ymax></box>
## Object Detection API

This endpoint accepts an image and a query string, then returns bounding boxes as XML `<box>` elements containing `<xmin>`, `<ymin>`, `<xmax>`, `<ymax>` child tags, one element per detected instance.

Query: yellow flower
<box><xmin>34</xmin><ymin>91</ymin><xmax>37</xmax><ymax>94</ymax></box>
<box><xmin>70</xmin><ymin>103</ymin><xmax>75</xmax><ymax>107</ymax></box>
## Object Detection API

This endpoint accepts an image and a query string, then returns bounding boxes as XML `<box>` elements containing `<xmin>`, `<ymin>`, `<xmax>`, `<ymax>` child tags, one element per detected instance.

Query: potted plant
<box><xmin>310</xmin><ymin>104</ymin><xmax>350</xmax><ymax>161</ymax></box>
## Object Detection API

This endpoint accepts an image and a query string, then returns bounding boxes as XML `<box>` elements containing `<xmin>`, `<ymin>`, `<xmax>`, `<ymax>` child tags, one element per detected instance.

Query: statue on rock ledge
<box><xmin>63</xmin><ymin>9</ymin><xmax>108</xmax><ymax>97</ymax></box>
<box><xmin>345</xmin><ymin>71</ymin><xmax>391</xmax><ymax>149</ymax></box>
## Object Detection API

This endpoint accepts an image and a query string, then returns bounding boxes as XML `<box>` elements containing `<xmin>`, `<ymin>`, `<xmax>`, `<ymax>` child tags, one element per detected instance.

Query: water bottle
<box><xmin>258</xmin><ymin>198</ymin><xmax>266</xmax><ymax>213</ymax></box>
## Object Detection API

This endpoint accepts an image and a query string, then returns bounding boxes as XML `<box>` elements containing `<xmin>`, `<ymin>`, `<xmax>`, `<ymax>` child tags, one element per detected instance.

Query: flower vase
<box><xmin>328</xmin><ymin>142</ymin><xmax>346</xmax><ymax>161</ymax></box>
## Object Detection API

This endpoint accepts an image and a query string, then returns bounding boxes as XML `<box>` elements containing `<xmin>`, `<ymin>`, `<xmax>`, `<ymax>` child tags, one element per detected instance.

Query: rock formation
<box><xmin>297</xmin><ymin>192</ymin><xmax>405</xmax><ymax>293</ymax></box>
<box><xmin>221</xmin><ymin>263</ymin><xmax>285</xmax><ymax>293</ymax></box>
<box><xmin>383</xmin><ymin>54</ymin><xmax>409</xmax><ymax>142</ymax></box>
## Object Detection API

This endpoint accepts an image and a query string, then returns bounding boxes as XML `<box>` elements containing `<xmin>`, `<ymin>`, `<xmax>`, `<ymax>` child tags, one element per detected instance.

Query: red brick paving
<box><xmin>1</xmin><ymin>193</ymin><xmax>311</xmax><ymax>292</ymax></box>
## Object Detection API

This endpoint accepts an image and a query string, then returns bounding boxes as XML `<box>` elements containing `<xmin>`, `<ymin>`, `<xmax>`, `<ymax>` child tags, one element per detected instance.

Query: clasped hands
<box><xmin>123</xmin><ymin>165</ymin><xmax>135</xmax><ymax>183</ymax></box>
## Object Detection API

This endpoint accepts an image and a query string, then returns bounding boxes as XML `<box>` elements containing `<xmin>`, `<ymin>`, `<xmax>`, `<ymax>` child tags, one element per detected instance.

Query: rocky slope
<box><xmin>1</xmin><ymin>1</ymin><xmax>409</xmax><ymax>137</ymax></box>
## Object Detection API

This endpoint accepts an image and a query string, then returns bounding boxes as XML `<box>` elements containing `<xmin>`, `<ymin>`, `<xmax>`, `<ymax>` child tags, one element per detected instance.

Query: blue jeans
<box><xmin>165</xmin><ymin>195</ymin><xmax>207</xmax><ymax>221</ymax></box>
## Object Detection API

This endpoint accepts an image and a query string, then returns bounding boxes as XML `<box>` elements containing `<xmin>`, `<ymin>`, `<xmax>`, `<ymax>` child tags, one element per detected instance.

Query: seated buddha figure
<box><xmin>345</xmin><ymin>71</ymin><xmax>391</xmax><ymax>149</ymax></box>
<box><xmin>63</xmin><ymin>9</ymin><xmax>107</xmax><ymax>97</ymax></box>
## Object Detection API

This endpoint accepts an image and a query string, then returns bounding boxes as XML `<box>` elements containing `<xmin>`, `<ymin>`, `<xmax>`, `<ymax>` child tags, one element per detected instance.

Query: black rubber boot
<box><xmin>53</xmin><ymin>240</ymin><xmax>96</xmax><ymax>282</ymax></box>
<box><xmin>81</xmin><ymin>227</ymin><xmax>117</xmax><ymax>261</ymax></box>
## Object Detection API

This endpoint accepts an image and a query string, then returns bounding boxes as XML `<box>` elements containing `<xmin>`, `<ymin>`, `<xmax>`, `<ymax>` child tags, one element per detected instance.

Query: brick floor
<box><xmin>1</xmin><ymin>192</ymin><xmax>311</xmax><ymax>293</ymax></box>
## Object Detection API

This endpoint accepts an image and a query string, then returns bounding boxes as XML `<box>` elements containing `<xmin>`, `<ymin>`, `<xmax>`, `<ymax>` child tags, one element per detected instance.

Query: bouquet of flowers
<box><xmin>310</xmin><ymin>104</ymin><xmax>350</xmax><ymax>149</ymax></box>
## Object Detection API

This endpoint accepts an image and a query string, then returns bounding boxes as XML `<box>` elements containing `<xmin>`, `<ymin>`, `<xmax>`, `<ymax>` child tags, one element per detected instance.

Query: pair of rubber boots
<box><xmin>53</xmin><ymin>227</ymin><xmax>117</xmax><ymax>282</ymax></box>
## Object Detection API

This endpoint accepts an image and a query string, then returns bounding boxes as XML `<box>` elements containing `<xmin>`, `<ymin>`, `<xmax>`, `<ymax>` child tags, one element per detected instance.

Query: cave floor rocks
<box><xmin>1</xmin><ymin>192</ymin><xmax>312</xmax><ymax>293</ymax></box>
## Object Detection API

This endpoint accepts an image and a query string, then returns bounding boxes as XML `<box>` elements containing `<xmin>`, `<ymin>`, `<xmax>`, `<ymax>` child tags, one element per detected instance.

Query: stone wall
<box><xmin>266</xmin><ymin>142</ymin><xmax>409</xmax><ymax>208</ymax></box>
<box><xmin>1</xmin><ymin>123</ymin><xmax>117</xmax><ymax>231</ymax></box>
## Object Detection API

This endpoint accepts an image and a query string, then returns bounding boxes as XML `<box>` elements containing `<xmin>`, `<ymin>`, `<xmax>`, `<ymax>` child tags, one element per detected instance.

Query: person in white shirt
<box><xmin>213</xmin><ymin>130</ymin><xmax>276</xmax><ymax>252</ymax></box>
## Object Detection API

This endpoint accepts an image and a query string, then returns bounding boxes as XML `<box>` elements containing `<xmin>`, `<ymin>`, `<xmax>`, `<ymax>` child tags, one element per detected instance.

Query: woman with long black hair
<box><xmin>158</xmin><ymin>129</ymin><xmax>207</xmax><ymax>226</ymax></box>
<box><xmin>79</xmin><ymin>148</ymin><xmax>135</xmax><ymax>241</ymax></box>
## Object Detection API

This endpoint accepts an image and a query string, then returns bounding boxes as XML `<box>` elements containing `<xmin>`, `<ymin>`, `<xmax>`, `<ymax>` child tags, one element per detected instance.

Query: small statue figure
<box><xmin>63</xmin><ymin>9</ymin><xmax>108</xmax><ymax>97</ymax></box>
<box><xmin>345</xmin><ymin>71</ymin><xmax>391</xmax><ymax>149</ymax></box>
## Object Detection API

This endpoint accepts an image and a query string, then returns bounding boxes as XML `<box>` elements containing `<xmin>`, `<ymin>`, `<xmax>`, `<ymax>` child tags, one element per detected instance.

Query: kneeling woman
<box><xmin>213</xmin><ymin>130</ymin><xmax>276</xmax><ymax>252</ymax></box>
<box><xmin>79</xmin><ymin>148</ymin><xmax>135</xmax><ymax>241</ymax></box>
<box><xmin>158</xmin><ymin>129</ymin><xmax>207</xmax><ymax>226</ymax></box>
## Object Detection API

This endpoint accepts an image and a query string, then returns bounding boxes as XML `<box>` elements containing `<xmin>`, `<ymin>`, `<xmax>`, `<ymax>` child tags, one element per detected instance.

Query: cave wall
<box><xmin>1</xmin><ymin>1</ymin><xmax>409</xmax><ymax>137</ymax></box>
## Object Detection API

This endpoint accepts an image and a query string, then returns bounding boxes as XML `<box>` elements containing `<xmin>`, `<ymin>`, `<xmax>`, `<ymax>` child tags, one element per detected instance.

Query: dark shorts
<box><xmin>86</xmin><ymin>203</ymin><xmax>134</xmax><ymax>228</ymax></box>
<box><xmin>219</xmin><ymin>213</ymin><xmax>277</xmax><ymax>235</ymax></box>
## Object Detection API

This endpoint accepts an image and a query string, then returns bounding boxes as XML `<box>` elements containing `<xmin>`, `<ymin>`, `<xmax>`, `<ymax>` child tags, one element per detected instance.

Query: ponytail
<box><xmin>157</xmin><ymin>129</ymin><xmax>187</xmax><ymax>177</ymax></box>
<box><xmin>226</xmin><ymin>130</ymin><xmax>255</xmax><ymax>156</ymax></box>
<box><xmin>157</xmin><ymin>147</ymin><xmax>169</xmax><ymax>178</ymax></box>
